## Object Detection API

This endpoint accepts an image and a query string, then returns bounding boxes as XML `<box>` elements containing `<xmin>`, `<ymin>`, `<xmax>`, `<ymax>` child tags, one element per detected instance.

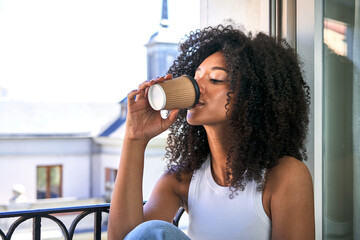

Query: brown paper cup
<box><xmin>148</xmin><ymin>75</ymin><xmax>200</xmax><ymax>110</ymax></box>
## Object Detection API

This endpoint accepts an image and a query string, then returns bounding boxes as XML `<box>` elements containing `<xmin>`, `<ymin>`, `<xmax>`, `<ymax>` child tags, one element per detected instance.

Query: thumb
<box><xmin>163</xmin><ymin>109</ymin><xmax>179</xmax><ymax>127</ymax></box>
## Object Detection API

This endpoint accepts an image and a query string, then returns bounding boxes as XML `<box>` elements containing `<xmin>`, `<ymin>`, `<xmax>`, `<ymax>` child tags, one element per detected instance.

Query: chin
<box><xmin>186</xmin><ymin>118</ymin><xmax>201</xmax><ymax>126</ymax></box>
<box><xmin>186</xmin><ymin>112</ymin><xmax>202</xmax><ymax>126</ymax></box>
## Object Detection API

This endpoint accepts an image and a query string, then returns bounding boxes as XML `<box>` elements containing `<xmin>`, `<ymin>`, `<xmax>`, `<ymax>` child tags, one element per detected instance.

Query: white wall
<box><xmin>0</xmin><ymin>138</ymin><xmax>92</xmax><ymax>204</ymax></box>
<box><xmin>0</xmin><ymin>154</ymin><xmax>91</xmax><ymax>204</ymax></box>
<box><xmin>93</xmin><ymin>137</ymin><xmax>168</xmax><ymax>201</ymax></box>
<box><xmin>200</xmin><ymin>0</ymin><xmax>269</xmax><ymax>33</ymax></box>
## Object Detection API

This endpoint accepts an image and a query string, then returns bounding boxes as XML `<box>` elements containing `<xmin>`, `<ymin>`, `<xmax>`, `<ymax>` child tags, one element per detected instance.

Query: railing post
<box><xmin>94</xmin><ymin>212</ymin><xmax>102</xmax><ymax>240</ymax></box>
<box><xmin>33</xmin><ymin>216</ymin><xmax>41</xmax><ymax>240</ymax></box>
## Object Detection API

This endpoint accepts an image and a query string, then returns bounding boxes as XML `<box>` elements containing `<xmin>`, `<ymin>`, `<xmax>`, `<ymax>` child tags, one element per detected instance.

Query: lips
<box><xmin>194</xmin><ymin>101</ymin><xmax>204</xmax><ymax>108</ymax></box>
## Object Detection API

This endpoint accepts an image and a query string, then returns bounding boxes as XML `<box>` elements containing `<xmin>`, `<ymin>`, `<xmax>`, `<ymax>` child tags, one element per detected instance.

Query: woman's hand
<box><xmin>108</xmin><ymin>76</ymin><xmax>179</xmax><ymax>240</ymax></box>
<box><xmin>125</xmin><ymin>74</ymin><xmax>179</xmax><ymax>143</ymax></box>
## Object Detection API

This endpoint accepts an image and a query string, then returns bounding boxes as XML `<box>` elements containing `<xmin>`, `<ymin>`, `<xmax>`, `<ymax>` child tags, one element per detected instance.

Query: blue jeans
<box><xmin>125</xmin><ymin>220</ymin><xmax>191</xmax><ymax>240</ymax></box>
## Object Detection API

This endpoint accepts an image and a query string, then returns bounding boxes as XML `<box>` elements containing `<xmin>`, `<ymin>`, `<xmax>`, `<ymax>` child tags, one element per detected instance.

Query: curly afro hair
<box><xmin>164</xmin><ymin>24</ymin><xmax>310</xmax><ymax>193</ymax></box>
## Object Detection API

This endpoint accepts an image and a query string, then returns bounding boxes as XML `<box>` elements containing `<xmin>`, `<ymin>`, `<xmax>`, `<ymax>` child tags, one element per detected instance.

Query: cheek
<box><xmin>212</xmin><ymin>91</ymin><xmax>232</xmax><ymax>116</ymax></box>
<box><xmin>215</xmin><ymin>91</ymin><xmax>230</xmax><ymax>106</ymax></box>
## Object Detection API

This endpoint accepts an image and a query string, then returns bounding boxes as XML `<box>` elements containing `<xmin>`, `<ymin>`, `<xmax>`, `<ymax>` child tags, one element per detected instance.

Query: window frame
<box><xmin>36</xmin><ymin>165</ymin><xmax>63</xmax><ymax>199</ymax></box>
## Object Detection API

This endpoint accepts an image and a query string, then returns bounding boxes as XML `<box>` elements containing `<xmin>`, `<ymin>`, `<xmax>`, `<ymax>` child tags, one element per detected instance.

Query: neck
<box><xmin>204</xmin><ymin>125</ymin><xmax>231</xmax><ymax>186</ymax></box>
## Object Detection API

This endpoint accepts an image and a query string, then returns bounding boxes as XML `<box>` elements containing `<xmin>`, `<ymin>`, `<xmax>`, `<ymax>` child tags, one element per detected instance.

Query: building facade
<box><xmin>0</xmin><ymin>101</ymin><xmax>168</xmax><ymax>209</ymax></box>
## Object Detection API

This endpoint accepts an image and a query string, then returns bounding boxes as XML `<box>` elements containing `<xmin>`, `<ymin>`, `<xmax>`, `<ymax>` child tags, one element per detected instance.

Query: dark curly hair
<box><xmin>165</xmin><ymin>24</ymin><xmax>310</xmax><ymax>193</ymax></box>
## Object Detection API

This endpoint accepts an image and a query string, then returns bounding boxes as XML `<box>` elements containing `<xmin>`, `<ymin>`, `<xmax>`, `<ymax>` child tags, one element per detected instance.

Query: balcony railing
<box><xmin>0</xmin><ymin>203</ymin><xmax>110</xmax><ymax>240</ymax></box>
<box><xmin>0</xmin><ymin>203</ymin><xmax>185</xmax><ymax>240</ymax></box>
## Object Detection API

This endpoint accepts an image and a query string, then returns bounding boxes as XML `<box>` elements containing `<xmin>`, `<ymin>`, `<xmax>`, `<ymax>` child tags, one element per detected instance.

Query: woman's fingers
<box><xmin>129</xmin><ymin>75</ymin><xmax>175</xmax><ymax>107</ymax></box>
<box><xmin>127</xmin><ymin>89</ymin><xmax>141</xmax><ymax>106</ymax></box>
<box><xmin>154</xmin><ymin>74</ymin><xmax>172</xmax><ymax>83</ymax></box>
<box><xmin>137</xmin><ymin>74</ymin><xmax>173</xmax><ymax>90</ymax></box>
<box><xmin>129</xmin><ymin>78</ymin><xmax>156</xmax><ymax>105</ymax></box>
<box><xmin>137</xmin><ymin>76</ymin><xmax>161</xmax><ymax>89</ymax></box>
<box><xmin>164</xmin><ymin>74</ymin><xmax>173</xmax><ymax>80</ymax></box>
<box><xmin>136</xmin><ymin>88</ymin><xmax>146</xmax><ymax>100</ymax></box>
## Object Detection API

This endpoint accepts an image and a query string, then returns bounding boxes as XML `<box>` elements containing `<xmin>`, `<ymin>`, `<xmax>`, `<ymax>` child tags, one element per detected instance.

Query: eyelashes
<box><xmin>210</xmin><ymin>79</ymin><xmax>225</xmax><ymax>83</ymax></box>
<box><xmin>195</xmin><ymin>78</ymin><xmax>226</xmax><ymax>83</ymax></box>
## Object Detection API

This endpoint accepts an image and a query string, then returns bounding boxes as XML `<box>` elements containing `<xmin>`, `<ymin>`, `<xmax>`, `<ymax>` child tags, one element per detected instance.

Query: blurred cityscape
<box><xmin>0</xmin><ymin>0</ymin><xmax>194</xmax><ymax>238</ymax></box>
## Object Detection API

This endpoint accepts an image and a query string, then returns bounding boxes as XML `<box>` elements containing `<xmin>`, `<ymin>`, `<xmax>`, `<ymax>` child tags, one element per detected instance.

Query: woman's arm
<box><xmin>267</xmin><ymin>156</ymin><xmax>315</xmax><ymax>240</ymax></box>
<box><xmin>107</xmin><ymin>75</ymin><xmax>179</xmax><ymax>240</ymax></box>
<box><xmin>107</xmin><ymin>138</ymin><xmax>147</xmax><ymax>240</ymax></box>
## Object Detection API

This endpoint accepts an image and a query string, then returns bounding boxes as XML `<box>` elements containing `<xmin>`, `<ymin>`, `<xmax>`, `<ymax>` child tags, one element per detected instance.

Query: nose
<box><xmin>196</xmin><ymin>76</ymin><xmax>206</xmax><ymax>94</ymax></box>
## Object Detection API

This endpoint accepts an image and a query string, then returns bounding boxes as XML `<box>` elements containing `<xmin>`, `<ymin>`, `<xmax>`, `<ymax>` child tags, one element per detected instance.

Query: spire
<box><xmin>160</xmin><ymin>0</ymin><xmax>169</xmax><ymax>28</ymax></box>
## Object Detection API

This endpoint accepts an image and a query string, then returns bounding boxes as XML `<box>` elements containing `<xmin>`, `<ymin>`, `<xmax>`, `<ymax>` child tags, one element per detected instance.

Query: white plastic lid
<box><xmin>148</xmin><ymin>84</ymin><xmax>166</xmax><ymax>110</ymax></box>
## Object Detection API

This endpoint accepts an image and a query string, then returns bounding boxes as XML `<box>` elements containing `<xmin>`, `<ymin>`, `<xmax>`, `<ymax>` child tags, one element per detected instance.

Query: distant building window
<box><xmin>105</xmin><ymin>168</ymin><xmax>117</xmax><ymax>187</ymax></box>
<box><xmin>105</xmin><ymin>168</ymin><xmax>117</xmax><ymax>202</ymax></box>
<box><xmin>37</xmin><ymin>165</ymin><xmax>63</xmax><ymax>199</ymax></box>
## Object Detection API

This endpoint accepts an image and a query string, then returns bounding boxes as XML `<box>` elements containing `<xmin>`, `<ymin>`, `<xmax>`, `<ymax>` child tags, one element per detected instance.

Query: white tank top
<box><xmin>187</xmin><ymin>158</ymin><xmax>271</xmax><ymax>240</ymax></box>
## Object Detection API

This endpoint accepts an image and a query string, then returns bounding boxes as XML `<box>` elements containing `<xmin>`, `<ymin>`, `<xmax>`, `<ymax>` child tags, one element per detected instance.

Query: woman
<box><xmin>108</xmin><ymin>24</ymin><xmax>315</xmax><ymax>240</ymax></box>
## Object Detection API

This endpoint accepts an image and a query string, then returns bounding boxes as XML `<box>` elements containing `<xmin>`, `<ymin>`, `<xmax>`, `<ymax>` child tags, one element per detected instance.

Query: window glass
<box><xmin>36</xmin><ymin>167</ymin><xmax>47</xmax><ymax>199</ymax></box>
<box><xmin>50</xmin><ymin>166</ymin><xmax>62</xmax><ymax>198</ymax></box>
<box><xmin>323</xmin><ymin>0</ymin><xmax>360</xmax><ymax>239</ymax></box>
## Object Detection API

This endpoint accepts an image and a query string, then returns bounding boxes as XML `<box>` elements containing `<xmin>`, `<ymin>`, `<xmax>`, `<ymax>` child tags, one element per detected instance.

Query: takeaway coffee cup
<box><xmin>147</xmin><ymin>75</ymin><xmax>200</xmax><ymax>110</ymax></box>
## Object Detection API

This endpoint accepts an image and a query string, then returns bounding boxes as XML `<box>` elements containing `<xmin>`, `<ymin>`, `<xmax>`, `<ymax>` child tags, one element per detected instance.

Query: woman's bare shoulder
<box><xmin>160</xmin><ymin>169</ymin><xmax>193</xmax><ymax>210</ymax></box>
<box><xmin>162</xmin><ymin>169</ymin><xmax>193</xmax><ymax>194</ymax></box>
<box><xmin>160</xmin><ymin>169</ymin><xmax>193</xmax><ymax>185</ymax></box>
<box><xmin>143</xmin><ymin>169</ymin><xmax>193</xmax><ymax>222</ymax></box>
<box><xmin>266</xmin><ymin>156</ymin><xmax>312</xmax><ymax>191</ymax></box>
<box><xmin>265</xmin><ymin>157</ymin><xmax>315</xmax><ymax>238</ymax></box>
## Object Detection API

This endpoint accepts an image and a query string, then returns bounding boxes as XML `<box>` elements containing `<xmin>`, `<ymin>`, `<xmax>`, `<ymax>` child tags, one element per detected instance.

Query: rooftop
<box><xmin>0</xmin><ymin>101</ymin><xmax>121</xmax><ymax>138</ymax></box>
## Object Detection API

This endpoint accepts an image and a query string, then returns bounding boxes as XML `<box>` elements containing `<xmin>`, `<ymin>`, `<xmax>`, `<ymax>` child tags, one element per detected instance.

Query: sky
<box><xmin>0</xmin><ymin>0</ymin><xmax>200</xmax><ymax>103</ymax></box>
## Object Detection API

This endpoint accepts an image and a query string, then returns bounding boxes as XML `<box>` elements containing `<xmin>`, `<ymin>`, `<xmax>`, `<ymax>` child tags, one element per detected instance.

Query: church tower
<box><xmin>145</xmin><ymin>0</ymin><xmax>179</xmax><ymax>79</ymax></box>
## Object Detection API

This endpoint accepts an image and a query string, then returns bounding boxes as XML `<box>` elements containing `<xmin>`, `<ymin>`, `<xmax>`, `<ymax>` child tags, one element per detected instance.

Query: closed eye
<box><xmin>210</xmin><ymin>79</ymin><xmax>225</xmax><ymax>83</ymax></box>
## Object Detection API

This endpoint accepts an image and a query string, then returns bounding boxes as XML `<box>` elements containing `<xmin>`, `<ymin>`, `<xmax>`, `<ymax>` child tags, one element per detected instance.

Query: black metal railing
<box><xmin>0</xmin><ymin>204</ymin><xmax>110</xmax><ymax>240</ymax></box>
<box><xmin>0</xmin><ymin>203</ymin><xmax>185</xmax><ymax>240</ymax></box>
